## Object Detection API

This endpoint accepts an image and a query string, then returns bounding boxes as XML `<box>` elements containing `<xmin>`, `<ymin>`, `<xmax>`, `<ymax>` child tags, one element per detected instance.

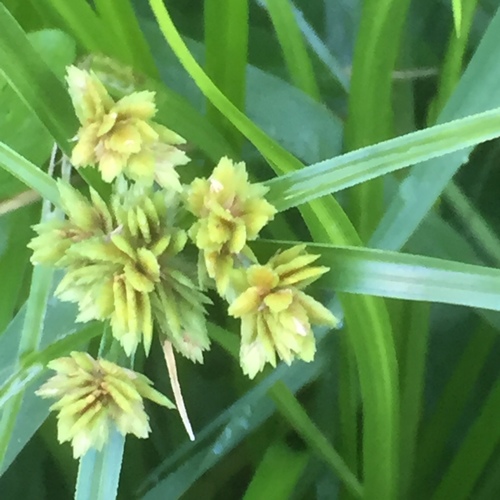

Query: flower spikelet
<box><xmin>66</xmin><ymin>65</ymin><xmax>189</xmax><ymax>187</ymax></box>
<box><xmin>186</xmin><ymin>157</ymin><xmax>276</xmax><ymax>294</ymax></box>
<box><xmin>228</xmin><ymin>245</ymin><xmax>339</xmax><ymax>379</ymax></box>
<box><xmin>29</xmin><ymin>182</ymin><xmax>211</xmax><ymax>359</ymax></box>
<box><xmin>36</xmin><ymin>352</ymin><xmax>175</xmax><ymax>458</ymax></box>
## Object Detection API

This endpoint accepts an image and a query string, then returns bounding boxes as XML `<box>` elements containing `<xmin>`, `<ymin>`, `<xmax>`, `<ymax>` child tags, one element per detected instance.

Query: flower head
<box><xmin>228</xmin><ymin>245</ymin><xmax>338</xmax><ymax>378</ymax></box>
<box><xmin>29</xmin><ymin>181</ymin><xmax>211</xmax><ymax>360</ymax></box>
<box><xmin>66</xmin><ymin>66</ymin><xmax>189</xmax><ymax>187</ymax></box>
<box><xmin>36</xmin><ymin>352</ymin><xmax>175</xmax><ymax>458</ymax></box>
<box><xmin>186</xmin><ymin>157</ymin><xmax>276</xmax><ymax>294</ymax></box>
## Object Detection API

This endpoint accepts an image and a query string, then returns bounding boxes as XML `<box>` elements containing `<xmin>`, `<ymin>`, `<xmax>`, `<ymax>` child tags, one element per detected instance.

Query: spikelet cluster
<box><xmin>31</xmin><ymin>61</ymin><xmax>337</xmax><ymax>391</ymax></box>
<box><xmin>67</xmin><ymin>66</ymin><xmax>188</xmax><ymax>188</ymax></box>
<box><xmin>30</xmin><ymin>180</ymin><xmax>210</xmax><ymax>360</ymax></box>
<box><xmin>227</xmin><ymin>245</ymin><xmax>338</xmax><ymax>378</ymax></box>
<box><xmin>36</xmin><ymin>352</ymin><xmax>175</xmax><ymax>458</ymax></box>
<box><xmin>186</xmin><ymin>157</ymin><xmax>276</xmax><ymax>295</ymax></box>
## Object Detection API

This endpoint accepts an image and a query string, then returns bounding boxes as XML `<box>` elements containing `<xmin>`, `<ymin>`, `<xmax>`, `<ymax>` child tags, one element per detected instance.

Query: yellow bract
<box><xmin>186</xmin><ymin>157</ymin><xmax>276</xmax><ymax>295</ymax></box>
<box><xmin>67</xmin><ymin>66</ymin><xmax>189</xmax><ymax>188</ymax></box>
<box><xmin>36</xmin><ymin>352</ymin><xmax>175</xmax><ymax>458</ymax></box>
<box><xmin>228</xmin><ymin>245</ymin><xmax>339</xmax><ymax>378</ymax></box>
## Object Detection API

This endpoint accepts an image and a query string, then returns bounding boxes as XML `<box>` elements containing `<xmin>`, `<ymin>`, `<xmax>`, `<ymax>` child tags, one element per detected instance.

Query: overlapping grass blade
<box><xmin>262</xmin><ymin>0</ymin><xmax>320</xmax><ymax>100</ymax></box>
<box><xmin>265</xmin><ymin>106</ymin><xmax>500</xmax><ymax>212</ymax></box>
<box><xmin>371</xmin><ymin>7</ymin><xmax>500</xmax><ymax>251</ymax></box>
<box><xmin>204</xmin><ymin>0</ymin><xmax>248</xmax><ymax>146</ymax></box>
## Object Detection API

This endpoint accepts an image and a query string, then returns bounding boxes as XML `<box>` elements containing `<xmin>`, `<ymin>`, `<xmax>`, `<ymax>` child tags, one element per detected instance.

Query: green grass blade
<box><xmin>432</xmin><ymin>376</ymin><xmax>500</xmax><ymax>500</ymax></box>
<box><xmin>0</xmin><ymin>142</ymin><xmax>59</xmax><ymax>205</ymax></box>
<box><xmin>344</xmin><ymin>0</ymin><xmax>411</xmax><ymax>240</ymax></box>
<box><xmin>269</xmin><ymin>381</ymin><xmax>362</xmax><ymax>498</ymax></box>
<box><xmin>371</xmin><ymin>7</ymin><xmax>500</xmax><ymax>251</ymax></box>
<box><xmin>204</xmin><ymin>0</ymin><xmax>248</xmax><ymax>146</ymax></box>
<box><xmin>399</xmin><ymin>302</ymin><xmax>430</xmax><ymax>499</ymax></box>
<box><xmin>39</xmin><ymin>0</ymin><xmax>114</xmax><ymax>55</ymax></box>
<box><xmin>0</xmin><ymin>262</ymin><xmax>53</xmax><ymax>467</ymax></box>
<box><xmin>262</xmin><ymin>0</ymin><xmax>320</xmax><ymax>100</ymax></box>
<box><xmin>0</xmin><ymin>6</ymin><xmax>77</xmax><ymax>153</ymax></box>
<box><xmin>75</xmin><ymin>427</ymin><xmax>125</xmax><ymax>500</ymax></box>
<box><xmin>0</xmin><ymin>206</ymin><xmax>37</xmax><ymax>332</ymax></box>
<box><xmin>286</xmin><ymin>3</ymin><xmax>349</xmax><ymax>91</ymax></box>
<box><xmin>265</xmin><ymin>106</ymin><xmax>500</xmax><ymax>212</ymax></box>
<box><xmin>254</xmin><ymin>240</ymin><xmax>500</xmax><ymax>311</ymax></box>
<box><xmin>93</xmin><ymin>0</ymin><xmax>157</xmax><ymax>76</ymax></box>
<box><xmin>148</xmin><ymin>6</ymin><xmax>399</xmax><ymax>497</ymax></box>
<box><xmin>444</xmin><ymin>181</ymin><xmax>500</xmax><ymax>265</ymax></box>
<box><xmin>452</xmin><ymin>0</ymin><xmax>463</xmax><ymax>36</ymax></box>
<box><xmin>243</xmin><ymin>439</ymin><xmax>309</xmax><ymax>500</ymax></box>
<box><xmin>148</xmin><ymin>0</ymin><xmax>302</xmax><ymax>172</ymax></box>
<box><xmin>432</xmin><ymin>0</ymin><xmax>478</xmax><ymax>118</ymax></box>
<box><xmin>414</xmin><ymin>321</ymin><xmax>497</xmax><ymax>495</ymax></box>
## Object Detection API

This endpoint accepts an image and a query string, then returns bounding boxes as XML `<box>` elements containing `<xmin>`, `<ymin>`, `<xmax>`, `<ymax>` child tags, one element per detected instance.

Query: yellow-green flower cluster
<box><xmin>67</xmin><ymin>66</ymin><xmax>188</xmax><ymax>188</ymax></box>
<box><xmin>30</xmin><ymin>61</ymin><xmax>337</xmax><ymax>392</ymax></box>
<box><xmin>36</xmin><ymin>352</ymin><xmax>175</xmax><ymax>458</ymax></box>
<box><xmin>228</xmin><ymin>245</ymin><xmax>339</xmax><ymax>378</ymax></box>
<box><xmin>186</xmin><ymin>157</ymin><xmax>276</xmax><ymax>295</ymax></box>
<box><xmin>29</xmin><ymin>181</ymin><xmax>210</xmax><ymax>360</ymax></box>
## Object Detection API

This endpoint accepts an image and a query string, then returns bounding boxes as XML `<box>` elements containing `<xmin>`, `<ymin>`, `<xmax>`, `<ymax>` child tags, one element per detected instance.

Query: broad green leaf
<box><xmin>264</xmin><ymin>106</ymin><xmax>500</xmax><ymax>212</ymax></box>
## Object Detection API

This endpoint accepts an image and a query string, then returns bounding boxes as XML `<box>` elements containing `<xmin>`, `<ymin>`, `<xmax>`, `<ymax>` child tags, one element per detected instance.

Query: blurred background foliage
<box><xmin>2</xmin><ymin>0</ymin><xmax>500</xmax><ymax>499</ymax></box>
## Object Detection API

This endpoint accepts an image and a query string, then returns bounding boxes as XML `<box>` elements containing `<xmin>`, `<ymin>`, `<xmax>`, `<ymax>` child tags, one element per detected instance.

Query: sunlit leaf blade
<box><xmin>148</xmin><ymin>0</ymin><xmax>302</xmax><ymax>172</ymax></box>
<box><xmin>254</xmin><ymin>240</ymin><xmax>500</xmax><ymax>311</ymax></box>
<box><xmin>265</xmin><ymin>106</ymin><xmax>500</xmax><ymax>212</ymax></box>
